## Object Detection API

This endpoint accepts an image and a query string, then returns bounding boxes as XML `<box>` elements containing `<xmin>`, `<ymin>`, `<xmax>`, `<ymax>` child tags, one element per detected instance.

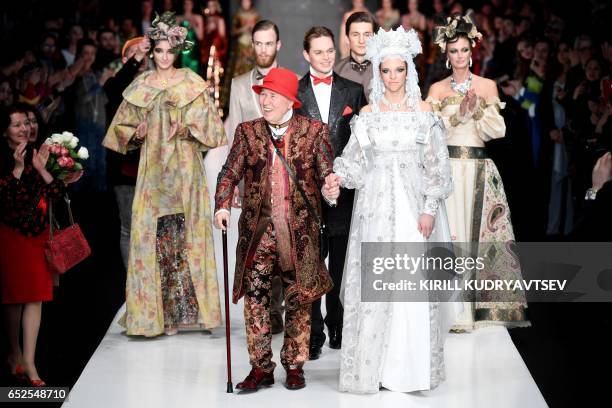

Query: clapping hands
<box><xmin>322</xmin><ymin>173</ymin><xmax>341</xmax><ymax>201</ymax></box>
<box><xmin>32</xmin><ymin>143</ymin><xmax>50</xmax><ymax>173</ymax></box>
<box><xmin>459</xmin><ymin>89</ymin><xmax>479</xmax><ymax>117</ymax></box>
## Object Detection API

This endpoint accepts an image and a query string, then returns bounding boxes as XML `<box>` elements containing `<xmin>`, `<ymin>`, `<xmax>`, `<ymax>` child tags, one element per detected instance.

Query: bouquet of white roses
<box><xmin>44</xmin><ymin>131</ymin><xmax>89</xmax><ymax>180</ymax></box>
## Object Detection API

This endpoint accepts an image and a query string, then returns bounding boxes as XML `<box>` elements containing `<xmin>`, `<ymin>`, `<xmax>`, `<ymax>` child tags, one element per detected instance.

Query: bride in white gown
<box><xmin>324</xmin><ymin>27</ymin><xmax>459</xmax><ymax>393</ymax></box>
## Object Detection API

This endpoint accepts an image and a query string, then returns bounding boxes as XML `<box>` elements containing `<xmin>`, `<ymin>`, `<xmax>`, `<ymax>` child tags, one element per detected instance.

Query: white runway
<box><xmin>61</xmin><ymin>306</ymin><xmax>547</xmax><ymax>408</ymax></box>
<box><xmin>62</xmin><ymin>144</ymin><xmax>548</xmax><ymax>408</ymax></box>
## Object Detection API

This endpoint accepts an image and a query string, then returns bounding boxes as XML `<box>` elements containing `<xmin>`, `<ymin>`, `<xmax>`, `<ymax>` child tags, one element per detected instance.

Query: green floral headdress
<box><xmin>145</xmin><ymin>12</ymin><xmax>194</xmax><ymax>53</ymax></box>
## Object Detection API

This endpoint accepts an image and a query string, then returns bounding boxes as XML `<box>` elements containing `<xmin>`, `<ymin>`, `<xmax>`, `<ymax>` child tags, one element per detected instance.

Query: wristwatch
<box><xmin>585</xmin><ymin>188</ymin><xmax>598</xmax><ymax>200</ymax></box>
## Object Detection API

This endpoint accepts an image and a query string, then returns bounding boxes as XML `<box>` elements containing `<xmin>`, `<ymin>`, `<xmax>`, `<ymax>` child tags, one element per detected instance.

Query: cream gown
<box><xmin>427</xmin><ymin>95</ymin><xmax>529</xmax><ymax>330</ymax></box>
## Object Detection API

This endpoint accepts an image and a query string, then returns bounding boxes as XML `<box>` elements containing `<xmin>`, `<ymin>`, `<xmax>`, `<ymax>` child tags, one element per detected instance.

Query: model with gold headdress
<box><xmin>103</xmin><ymin>11</ymin><xmax>227</xmax><ymax>337</ymax></box>
<box><xmin>426</xmin><ymin>12</ymin><xmax>529</xmax><ymax>331</ymax></box>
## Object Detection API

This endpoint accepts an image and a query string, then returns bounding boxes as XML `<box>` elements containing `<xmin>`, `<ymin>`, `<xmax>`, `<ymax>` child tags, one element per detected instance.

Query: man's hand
<box><xmin>322</xmin><ymin>173</ymin><xmax>341</xmax><ymax>201</ymax></box>
<box><xmin>134</xmin><ymin>38</ymin><xmax>151</xmax><ymax>62</ymax></box>
<box><xmin>214</xmin><ymin>211</ymin><xmax>230</xmax><ymax>230</ymax></box>
<box><xmin>99</xmin><ymin>68</ymin><xmax>114</xmax><ymax>86</ymax></box>
<box><xmin>550</xmin><ymin>129</ymin><xmax>563</xmax><ymax>144</ymax></box>
<box><xmin>592</xmin><ymin>152</ymin><xmax>612</xmax><ymax>191</ymax></box>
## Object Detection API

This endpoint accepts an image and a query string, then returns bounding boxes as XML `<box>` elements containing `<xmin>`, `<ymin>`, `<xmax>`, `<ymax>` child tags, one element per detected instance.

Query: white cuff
<box><xmin>322</xmin><ymin>191</ymin><xmax>337</xmax><ymax>207</ymax></box>
<box><xmin>423</xmin><ymin>198</ymin><xmax>440</xmax><ymax>217</ymax></box>
<box><xmin>214</xmin><ymin>208</ymin><xmax>231</xmax><ymax>216</ymax></box>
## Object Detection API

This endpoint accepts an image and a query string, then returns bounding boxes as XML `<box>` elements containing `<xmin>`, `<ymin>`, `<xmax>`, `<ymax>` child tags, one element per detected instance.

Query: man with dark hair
<box><xmin>103</xmin><ymin>37</ymin><xmax>150</xmax><ymax>271</ymax></box>
<box><xmin>227</xmin><ymin>20</ymin><xmax>282</xmax><ymax>146</ymax></box>
<box><xmin>226</xmin><ymin>20</ymin><xmax>287</xmax><ymax>334</ymax></box>
<box><xmin>297</xmin><ymin>26</ymin><xmax>366</xmax><ymax>360</ymax></box>
<box><xmin>334</xmin><ymin>11</ymin><xmax>377</xmax><ymax>101</ymax></box>
<box><xmin>487</xmin><ymin>14</ymin><xmax>517</xmax><ymax>80</ymax></box>
<box><xmin>94</xmin><ymin>27</ymin><xmax>119</xmax><ymax>71</ymax></box>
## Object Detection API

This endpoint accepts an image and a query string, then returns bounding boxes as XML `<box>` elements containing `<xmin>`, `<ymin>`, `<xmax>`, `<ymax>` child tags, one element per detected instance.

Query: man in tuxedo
<box><xmin>226</xmin><ymin>19</ymin><xmax>286</xmax><ymax>334</ymax></box>
<box><xmin>334</xmin><ymin>11</ymin><xmax>377</xmax><ymax>102</ymax></box>
<box><xmin>296</xmin><ymin>26</ymin><xmax>366</xmax><ymax>360</ymax></box>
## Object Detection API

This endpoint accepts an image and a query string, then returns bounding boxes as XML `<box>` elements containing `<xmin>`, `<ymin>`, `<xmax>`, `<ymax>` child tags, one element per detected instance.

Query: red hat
<box><xmin>252</xmin><ymin>67</ymin><xmax>302</xmax><ymax>109</ymax></box>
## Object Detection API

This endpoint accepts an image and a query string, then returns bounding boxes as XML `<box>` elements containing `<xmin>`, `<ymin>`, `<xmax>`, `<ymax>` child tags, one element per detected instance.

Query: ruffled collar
<box><xmin>122</xmin><ymin>68</ymin><xmax>208</xmax><ymax>108</ymax></box>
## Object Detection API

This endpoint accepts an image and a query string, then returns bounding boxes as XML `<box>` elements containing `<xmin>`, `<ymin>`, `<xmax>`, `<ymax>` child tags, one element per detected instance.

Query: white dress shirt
<box><xmin>309</xmin><ymin>67</ymin><xmax>333</xmax><ymax>124</ymax></box>
<box><xmin>269</xmin><ymin>109</ymin><xmax>293</xmax><ymax>165</ymax></box>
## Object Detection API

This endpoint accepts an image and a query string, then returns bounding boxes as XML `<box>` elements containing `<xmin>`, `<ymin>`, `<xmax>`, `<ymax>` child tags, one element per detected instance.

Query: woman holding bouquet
<box><xmin>0</xmin><ymin>105</ymin><xmax>81</xmax><ymax>386</ymax></box>
<box><xmin>103</xmin><ymin>12</ymin><xmax>227</xmax><ymax>337</ymax></box>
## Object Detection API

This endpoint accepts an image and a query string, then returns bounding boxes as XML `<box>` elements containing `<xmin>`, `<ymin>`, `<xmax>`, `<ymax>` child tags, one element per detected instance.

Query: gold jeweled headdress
<box><xmin>433</xmin><ymin>11</ymin><xmax>483</xmax><ymax>52</ymax></box>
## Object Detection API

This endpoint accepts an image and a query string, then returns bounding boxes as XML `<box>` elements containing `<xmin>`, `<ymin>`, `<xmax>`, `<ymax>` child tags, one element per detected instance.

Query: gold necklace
<box><xmin>158</xmin><ymin>69</ymin><xmax>177</xmax><ymax>88</ymax></box>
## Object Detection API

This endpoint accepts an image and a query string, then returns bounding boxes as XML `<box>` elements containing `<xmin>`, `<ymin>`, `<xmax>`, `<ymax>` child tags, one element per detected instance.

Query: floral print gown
<box><xmin>103</xmin><ymin>68</ymin><xmax>227</xmax><ymax>336</ymax></box>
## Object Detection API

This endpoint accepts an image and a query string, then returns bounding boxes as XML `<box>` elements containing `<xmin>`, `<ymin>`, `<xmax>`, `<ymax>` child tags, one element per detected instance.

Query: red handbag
<box><xmin>45</xmin><ymin>193</ymin><xmax>91</xmax><ymax>274</ymax></box>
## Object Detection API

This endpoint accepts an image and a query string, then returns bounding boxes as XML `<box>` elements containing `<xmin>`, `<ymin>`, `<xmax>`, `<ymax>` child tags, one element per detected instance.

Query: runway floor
<box><xmin>59</xmin><ymin>142</ymin><xmax>550</xmax><ymax>408</ymax></box>
<box><xmin>61</xmin><ymin>305</ymin><xmax>547</xmax><ymax>408</ymax></box>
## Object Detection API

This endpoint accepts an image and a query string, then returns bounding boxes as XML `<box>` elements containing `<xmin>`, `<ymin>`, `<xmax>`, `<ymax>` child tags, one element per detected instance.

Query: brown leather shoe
<box><xmin>285</xmin><ymin>368</ymin><xmax>306</xmax><ymax>390</ymax></box>
<box><xmin>236</xmin><ymin>368</ymin><xmax>274</xmax><ymax>392</ymax></box>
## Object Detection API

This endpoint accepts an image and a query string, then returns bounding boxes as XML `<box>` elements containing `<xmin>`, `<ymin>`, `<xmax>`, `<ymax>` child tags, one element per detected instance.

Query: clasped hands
<box><xmin>322</xmin><ymin>173</ymin><xmax>341</xmax><ymax>202</ymax></box>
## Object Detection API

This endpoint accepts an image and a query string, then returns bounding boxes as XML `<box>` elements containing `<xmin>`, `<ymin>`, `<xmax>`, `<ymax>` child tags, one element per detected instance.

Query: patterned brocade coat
<box><xmin>215</xmin><ymin>115</ymin><xmax>334</xmax><ymax>306</ymax></box>
<box><xmin>103</xmin><ymin>68</ymin><xmax>227</xmax><ymax>336</ymax></box>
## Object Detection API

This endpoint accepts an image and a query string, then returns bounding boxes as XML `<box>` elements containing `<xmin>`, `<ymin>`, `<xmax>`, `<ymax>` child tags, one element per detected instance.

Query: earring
<box><xmin>469</xmin><ymin>57</ymin><xmax>473</xmax><ymax>68</ymax></box>
<box><xmin>446</xmin><ymin>58</ymin><xmax>451</xmax><ymax>70</ymax></box>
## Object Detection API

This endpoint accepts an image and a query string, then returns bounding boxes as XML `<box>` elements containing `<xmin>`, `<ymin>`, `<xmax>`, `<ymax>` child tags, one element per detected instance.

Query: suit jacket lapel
<box><xmin>299</xmin><ymin>75</ymin><xmax>322</xmax><ymax>122</ymax></box>
<box><xmin>248</xmin><ymin>69</ymin><xmax>263</xmax><ymax>117</ymax></box>
<box><xmin>328</xmin><ymin>74</ymin><xmax>347</xmax><ymax>131</ymax></box>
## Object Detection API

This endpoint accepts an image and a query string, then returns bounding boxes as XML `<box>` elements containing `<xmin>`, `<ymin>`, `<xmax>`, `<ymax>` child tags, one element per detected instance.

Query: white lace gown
<box><xmin>334</xmin><ymin>108</ymin><xmax>459</xmax><ymax>393</ymax></box>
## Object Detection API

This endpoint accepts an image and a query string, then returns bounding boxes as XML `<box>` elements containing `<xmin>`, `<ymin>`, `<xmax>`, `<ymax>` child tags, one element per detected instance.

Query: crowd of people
<box><xmin>0</xmin><ymin>0</ymin><xmax>610</xmax><ymax>399</ymax></box>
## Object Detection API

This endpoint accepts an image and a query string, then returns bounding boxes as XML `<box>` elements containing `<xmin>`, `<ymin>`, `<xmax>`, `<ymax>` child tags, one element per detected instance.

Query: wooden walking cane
<box><xmin>222</xmin><ymin>220</ymin><xmax>233</xmax><ymax>393</ymax></box>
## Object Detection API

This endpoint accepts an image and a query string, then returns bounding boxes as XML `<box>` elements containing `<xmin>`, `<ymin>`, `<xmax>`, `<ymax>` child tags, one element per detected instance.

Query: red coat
<box><xmin>215</xmin><ymin>114</ymin><xmax>334</xmax><ymax>305</ymax></box>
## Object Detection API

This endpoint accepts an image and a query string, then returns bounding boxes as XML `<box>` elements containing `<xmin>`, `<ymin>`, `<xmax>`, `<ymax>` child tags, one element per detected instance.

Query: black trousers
<box><xmin>310</xmin><ymin>234</ymin><xmax>348</xmax><ymax>347</ymax></box>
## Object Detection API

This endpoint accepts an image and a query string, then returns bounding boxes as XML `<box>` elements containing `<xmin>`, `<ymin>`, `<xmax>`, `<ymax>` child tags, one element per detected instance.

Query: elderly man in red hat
<box><xmin>214</xmin><ymin>67</ymin><xmax>338</xmax><ymax>391</ymax></box>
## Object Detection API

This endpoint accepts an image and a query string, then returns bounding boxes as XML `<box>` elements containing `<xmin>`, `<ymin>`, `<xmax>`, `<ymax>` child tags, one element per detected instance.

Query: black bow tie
<box><xmin>255</xmin><ymin>70</ymin><xmax>265</xmax><ymax>81</ymax></box>
<box><xmin>350</xmin><ymin>59</ymin><xmax>371</xmax><ymax>73</ymax></box>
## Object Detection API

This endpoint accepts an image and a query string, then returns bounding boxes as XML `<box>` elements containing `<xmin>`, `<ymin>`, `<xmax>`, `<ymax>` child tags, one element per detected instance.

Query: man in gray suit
<box><xmin>227</xmin><ymin>20</ymin><xmax>282</xmax><ymax>146</ymax></box>
<box><xmin>226</xmin><ymin>20</ymin><xmax>286</xmax><ymax>334</ymax></box>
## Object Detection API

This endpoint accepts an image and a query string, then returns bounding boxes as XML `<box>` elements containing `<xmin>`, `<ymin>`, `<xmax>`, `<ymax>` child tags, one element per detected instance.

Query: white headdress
<box><xmin>365</xmin><ymin>26</ymin><xmax>422</xmax><ymax>109</ymax></box>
